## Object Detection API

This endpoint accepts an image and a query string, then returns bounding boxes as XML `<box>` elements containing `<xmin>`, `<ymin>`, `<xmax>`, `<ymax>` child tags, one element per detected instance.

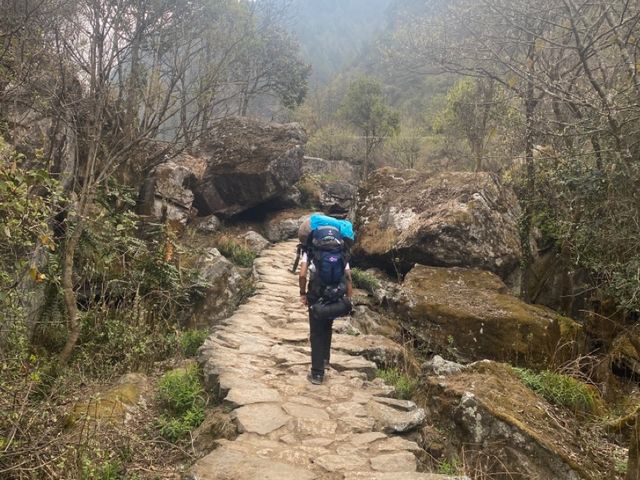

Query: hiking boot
<box><xmin>307</xmin><ymin>372</ymin><xmax>323</xmax><ymax>385</ymax></box>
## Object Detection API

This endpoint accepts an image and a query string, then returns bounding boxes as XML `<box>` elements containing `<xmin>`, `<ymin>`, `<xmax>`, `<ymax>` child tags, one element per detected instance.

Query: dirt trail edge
<box><xmin>190</xmin><ymin>240</ymin><xmax>467</xmax><ymax>480</ymax></box>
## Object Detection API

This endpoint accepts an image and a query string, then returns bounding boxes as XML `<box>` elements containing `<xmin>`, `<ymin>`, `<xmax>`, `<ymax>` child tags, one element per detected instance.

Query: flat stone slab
<box><xmin>225</xmin><ymin>387</ymin><xmax>282</xmax><ymax>406</ymax></box>
<box><xmin>315</xmin><ymin>453</ymin><xmax>368</xmax><ymax>472</ymax></box>
<box><xmin>192</xmin><ymin>447</ymin><xmax>317</xmax><ymax>480</ymax></box>
<box><xmin>234</xmin><ymin>403</ymin><xmax>290</xmax><ymax>435</ymax></box>
<box><xmin>345</xmin><ymin>474</ymin><xmax>470</xmax><ymax>480</ymax></box>
<box><xmin>349</xmin><ymin>432</ymin><xmax>388</xmax><ymax>446</ymax></box>
<box><xmin>291</xmin><ymin>417</ymin><xmax>338</xmax><ymax>437</ymax></box>
<box><xmin>283</xmin><ymin>402</ymin><xmax>330</xmax><ymax>420</ymax></box>
<box><xmin>370</xmin><ymin>451</ymin><xmax>417</xmax><ymax>472</ymax></box>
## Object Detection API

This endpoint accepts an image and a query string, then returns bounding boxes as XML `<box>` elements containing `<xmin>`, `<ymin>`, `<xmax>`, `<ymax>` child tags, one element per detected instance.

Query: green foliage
<box><xmin>81</xmin><ymin>456</ymin><xmax>121</xmax><ymax>480</ymax></box>
<box><xmin>157</xmin><ymin>365</ymin><xmax>205</xmax><ymax>414</ymax></box>
<box><xmin>350</xmin><ymin>268</ymin><xmax>380</xmax><ymax>294</ymax></box>
<box><xmin>513</xmin><ymin>368</ymin><xmax>598</xmax><ymax>414</ymax></box>
<box><xmin>306</xmin><ymin>123</ymin><xmax>363</xmax><ymax>161</ymax></box>
<box><xmin>156</xmin><ymin>365</ymin><xmax>206</xmax><ymax>442</ymax></box>
<box><xmin>437</xmin><ymin>457</ymin><xmax>462</xmax><ymax>475</ymax></box>
<box><xmin>179</xmin><ymin>329</ymin><xmax>209</xmax><ymax>357</ymax></box>
<box><xmin>615</xmin><ymin>459</ymin><xmax>628</xmax><ymax>475</ymax></box>
<box><xmin>216</xmin><ymin>238</ymin><xmax>257</xmax><ymax>268</ymax></box>
<box><xmin>338</xmin><ymin>76</ymin><xmax>400</xmax><ymax>162</ymax></box>
<box><xmin>382</xmin><ymin>127</ymin><xmax>425</xmax><ymax>169</ymax></box>
<box><xmin>376</xmin><ymin>368</ymin><xmax>417</xmax><ymax>400</ymax></box>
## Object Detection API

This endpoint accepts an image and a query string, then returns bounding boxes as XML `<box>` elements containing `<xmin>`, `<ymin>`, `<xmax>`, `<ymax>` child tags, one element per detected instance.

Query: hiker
<box><xmin>298</xmin><ymin>216</ymin><xmax>354</xmax><ymax>385</ymax></box>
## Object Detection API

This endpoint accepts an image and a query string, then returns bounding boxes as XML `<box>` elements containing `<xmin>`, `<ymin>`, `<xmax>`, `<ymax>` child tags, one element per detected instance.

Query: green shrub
<box><xmin>376</xmin><ymin>368</ymin><xmax>417</xmax><ymax>400</ymax></box>
<box><xmin>179</xmin><ymin>329</ymin><xmax>208</xmax><ymax>357</ymax></box>
<box><xmin>351</xmin><ymin>268</ymin><xmax>380</xmax><ymax>294</ymax></box>
<box><xmin>513</xmin><ymin>367</ymin><xmax>598</xmax><ymax>413</ymax></box>
<box><xmin>437</xmin><ymin>457</ymin><xmax>462</xmax><ymax>475</ymax></box>
<box><xmin>216</xmin><ymin>238</ymin><xmax>257</xmax><ymax>267</ymax></box>
<box><xmin>156</xmin><ymin>406</ymin><xmax>206</xmax><ymax>442</ymax></box>
<box><xmin>156</xmin><ymin>365</ymin><xmax>206</xmax><ymax>442</ymax></box>
<box><xmin>157</xmin><ymin>365</ymin><xmax>204</xmax><ymax>414</ymax></box>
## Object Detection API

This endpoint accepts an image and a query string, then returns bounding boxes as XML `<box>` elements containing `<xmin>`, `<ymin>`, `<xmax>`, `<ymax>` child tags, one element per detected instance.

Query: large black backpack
<box><xmin>307</xmin><ymin>225</ymin><xmax>347</xmax><ymax>302</ymax></box>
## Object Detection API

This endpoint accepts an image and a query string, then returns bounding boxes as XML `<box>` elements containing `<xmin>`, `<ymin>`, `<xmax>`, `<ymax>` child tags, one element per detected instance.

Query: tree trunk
<box><xmin>58</xmin><ymin>217</ymin><xmax>84</xmax><ymax>366</ymax></box>
<box><xmin>520</xmin><ymin>36</ymin><xmax>537</xmax><ymax>300</ymax></box>
<box><xmin>628</xmin><ymin>412</ymin><xmax>640</xmax><ymax>480</ymax></box>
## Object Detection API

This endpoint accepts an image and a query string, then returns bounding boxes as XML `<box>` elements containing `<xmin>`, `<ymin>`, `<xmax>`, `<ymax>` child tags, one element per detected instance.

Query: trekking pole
<box><xmin>292</xmin><ymin>244</ymin><xmax>302</xmax><ymax>273</ymax></box>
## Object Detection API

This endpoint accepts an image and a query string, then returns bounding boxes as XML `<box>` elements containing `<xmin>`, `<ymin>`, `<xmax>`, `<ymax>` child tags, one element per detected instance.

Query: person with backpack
<box><xmin>298</xmin><ymin>216</ymin><xmax>354</xmax><ymax>385</ymax></box>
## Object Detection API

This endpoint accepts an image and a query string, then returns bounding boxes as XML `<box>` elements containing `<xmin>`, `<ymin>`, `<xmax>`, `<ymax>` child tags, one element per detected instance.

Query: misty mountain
<box><xmin>289</xmin><ymin>0</ymin><xmax>392</xmax><ymax>84</ymax></box>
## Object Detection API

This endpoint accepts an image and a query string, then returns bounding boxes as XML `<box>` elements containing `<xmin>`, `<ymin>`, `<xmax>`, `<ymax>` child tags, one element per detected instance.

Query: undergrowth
<box><xmin>351</xmin><ymin>268</ymin><xmax>380</xmax><ymax>294</ymax></box>
<box><xmin>376</xmin><ymin>367</ymin><xmax>417</xmax><ymax>400</ymax></box>
<box><xmin>179</xmin><ymin>329</ymin><xmax>209</xmax><ymax>357</ymax></box>
<box><xmin>512</xmin><ymin>367</ymin><xmax>598</xmax><ymax>414</ymax></box>
<box><xmin>216</xmin><ymin>237</ymin><xmax>257</xmax><ymax>267</ymax></box>
<box><xmin>156</xmin><ymin>365</ymin><xmax>206</xmax><ymax>442</ymax></box>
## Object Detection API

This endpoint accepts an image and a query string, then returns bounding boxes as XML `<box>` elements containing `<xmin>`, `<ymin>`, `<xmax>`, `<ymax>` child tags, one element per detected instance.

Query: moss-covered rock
<box><xmin>423</xmin><ymin>361</ymin><xmax>619</xmax><ymax>480</ymax></box>
<box><xmin>394</xmin><ymin>265</ymin><xmax>584</xmax><ymax>368</ymax></box>
<box><xmin>66</xmin><ymin>373</ymin><xmax>148</xmax><ymax>428</ymax></box>
<box><xmin>354</xmin><ymin>168</ymin><xmax>522</xmax><ymax>282</ymax></box>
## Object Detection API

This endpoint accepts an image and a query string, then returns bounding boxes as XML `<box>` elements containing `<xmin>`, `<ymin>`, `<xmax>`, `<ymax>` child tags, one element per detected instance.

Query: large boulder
<box><xmin>391</xmin><ymin>265</ymin><xmax>584</xmax><ymax>368</ymax></box>
<box><xmin>302</xmin><ymin>156</ymin><xmax>358</xmax><ymax>183</ymax></box>
<box><xmin>189</xmin><ymin>248</ymin><xmax>246</xmax><ymax>328</ymax></box>
<box><xmin>423</xmin><ymin>361</ymin><xmax>617</xmax><ymax>480</ymax></box>
<box><xmin>195</xmin><ymin>117</ymin><xmax>307</xmax><ymax>217</ymax></box>
<box><xmin>138</xmin><ymin>153</ymin><xmax>206</xmax><ymax>225</ymax></box>
<box><xmin>263</xmin><ymin>210</ymin><xmax>307</xmax><ymax>243</ymax></box>
<box><xmin>297</xmin><ymin>174</ymin><xmax>357</xmax><ymax>217</ymax></box>
<box><xmin>354</xmin><ymin>168</ymin><xmax>522</xmax><ymax>281</ymax></box>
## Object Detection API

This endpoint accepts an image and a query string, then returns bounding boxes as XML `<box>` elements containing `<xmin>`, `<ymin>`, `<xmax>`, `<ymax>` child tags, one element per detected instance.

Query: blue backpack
<box><xmin>307</xmin><ymin>226</ymin><xmax>347</xmax><ymax>303</ymax></box>
<box><xmin>309</xmin><ymin>225</ymin><xmax>346</xmax><ymax>295</ymax></box>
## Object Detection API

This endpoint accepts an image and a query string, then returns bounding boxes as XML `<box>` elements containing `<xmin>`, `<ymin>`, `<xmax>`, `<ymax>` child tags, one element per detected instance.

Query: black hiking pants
<box><xmin>308</xmin><ymin>302</ymin><xmax>333</xmax><ymax>377</ymax></box>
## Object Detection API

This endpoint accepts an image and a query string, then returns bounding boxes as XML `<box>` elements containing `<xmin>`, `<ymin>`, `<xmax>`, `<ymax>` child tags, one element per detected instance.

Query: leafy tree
<box><xmin>338</xmin><ymin>77</ymin><xmax>399</xmax><ymax>176</ymax></box>
<box><xmin>434</xmin><ymin>78</ymin><xmax>504</xmax><ymax>171</ymax></box>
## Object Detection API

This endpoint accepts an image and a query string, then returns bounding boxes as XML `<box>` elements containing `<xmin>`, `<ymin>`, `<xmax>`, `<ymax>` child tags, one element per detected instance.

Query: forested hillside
<box><xmin>2</xmin><ymin>0</ymin><xmax>640</xmax><ymax>479</ymax></box>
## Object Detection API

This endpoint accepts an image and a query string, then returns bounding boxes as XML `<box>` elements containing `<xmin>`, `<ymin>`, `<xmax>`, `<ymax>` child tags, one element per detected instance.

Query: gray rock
<box><xmin>320</xmin><ymin>181</ymin><xmax>357</xmax><ymax>216</ymax></box>
<box><xmin>264</xmin><ymin>214</ymin><xmax>305</xmax><ymax>242</ymax></box>
<box><xmin>190</xmin><ymin>248</ymin><xmax>244</xmax><ymax>327</ymax></box>
<box><xmin>367</xmin><ymin>399</ymin><xmax>426</xmax><ymax>434</ymax></box>
<box><xmin>422</xmin><ymin>355</ymin><xmax>465</xmax><ymax>376</ymax></box>
<box><xmin>240</xmin><ymin>230</ymin><xmax>271</xmax><ymax>254</ymax></box>
<box><xmin>195</xmin><ymin>117</ymin><xmax>306</xmax><ymax>217</ymax></box>
<box><xmin>196</xmin><ymin>214</ymin><xmax>222</xmax><ymax>234</ymax></box>
<box><xmin>354</xmin><ymin>168</ymin><xmax>522</xmax><ymax>281</ymax></box>
<box><xmin>372</xmin><ymin>396</ymin><xmax>419</xmax><ymax>412</ymax></box>
<box><xmin>139</xmin><ymin>154</ymin><xmax>205</xmax><ymax>225</ymax></box>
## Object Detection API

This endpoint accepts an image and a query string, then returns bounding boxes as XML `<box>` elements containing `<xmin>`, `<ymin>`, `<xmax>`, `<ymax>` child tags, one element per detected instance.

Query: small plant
<box><xmin>512</xmin><ymin>367</ymin><xmax>598</xmax><ymax>414</ymax></box>
<box><xmin>615</xmin><ymin>459</ymin><xmax>628</xmax><ymax>475</ymax></box>
<box><xmin>350</xmin><ymin>268</ymin><xmax>380</xmax><ymax>294</ymax></box>
<box><xmin>437</xmin><ymin>457</ymin><xmax>462</xmax><ymax>475</ymax></box>
<box><xmin>376</xmin><ymin>367</ymin><xmax>417</xmax><ymax>400</ymax></box>
<box><xmin>216</xmin><ymin>238</ymin><xmax>257</xmax><ymax>267</ymax></box>
<box><xmin>156</xmin><ymin>365</ymin><xmax>206</xmax><ymax>442</ymax></box>
<box><xmin>179</xmin><ymin>329</ymin><xmax>208</xmax><ymax>357</ymax></box>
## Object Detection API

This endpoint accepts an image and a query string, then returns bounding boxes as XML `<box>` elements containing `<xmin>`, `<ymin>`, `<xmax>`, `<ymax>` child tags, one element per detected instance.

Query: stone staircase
<box><xmin>190</xmin><ymin>240</ymin><xmax>468</xmax><ymax>480</ymax></box>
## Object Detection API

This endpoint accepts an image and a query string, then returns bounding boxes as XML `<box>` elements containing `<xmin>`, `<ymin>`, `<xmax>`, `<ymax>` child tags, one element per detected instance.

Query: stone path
<box><xmin>191</xmin><ymin>240</ymin><xmax>465</xmax><ymax>480</ymax></box>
